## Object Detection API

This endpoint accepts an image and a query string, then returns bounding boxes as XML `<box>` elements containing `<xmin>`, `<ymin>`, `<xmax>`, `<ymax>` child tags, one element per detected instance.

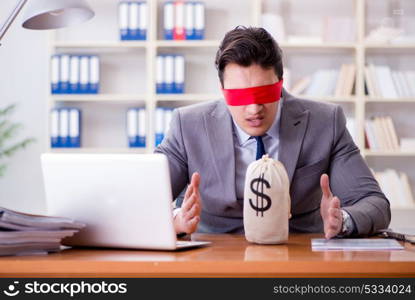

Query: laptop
<box><xmin>41</xmin><ymin>153</ymin><xmax>210</xmax><ymax>250</ymax></box>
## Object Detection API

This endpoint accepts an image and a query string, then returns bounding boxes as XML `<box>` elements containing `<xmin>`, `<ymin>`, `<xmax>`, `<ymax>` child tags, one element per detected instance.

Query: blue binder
<box><xmin>164</xmin><ymin>55</ymin><xmax>175</xmax><ymax>94</ymax></box>
<box><xmin>156</xmin><ymin>55</ymin><xmax>165</xmax><ymax>94</ymax></box>
<box><xmin>137</xmin><ymin>2</ymin><xmax>147</xmax><ymax>40</ymax></box>
<box><xmin>119</xmin><ymin>1</ymin><xmax>129</xmax><ymax>40</ymax></box>
<box><xmin>137</xmin><ymin>108</ymin><xmax>146</xmax><ymax>147</ymax></box>
<box><xmin>69</xmin><ymin>55</ymin><xmax>80</xmax><ymax>94</ymax></box>
<box><xmin>89</xmin><ymin>56</ymin><xmax>100</xmax><ymax>94</ymax></box>
<box><xmin>69</xmin><ymin>108</ymin><xmax>81</xmax><ymax>148</ymax></box>
<box><xmin>194</xmin><ymin>2</ymin><xmax>205</xmax><ymax>40</ymax></box>
<box><xmin>185</xmin><ymin>2</ymin><xmax>195</xmax><ymax>40</ymax></box>
<box><xmin>58</xmin><ymin>108</ymin><xmax>70</xmax><ymax>148</ymax></box>
<box><xmin>51</xmin><ymin>55</ymin><xmax>60</xmax><ymax>94</ymax></box>
<box><xmin>173</xmin><ymin>55</ymin><xmax>185</xmax><ymax>94</ymax></box>
<box><xmin>164</xmin><ymin>2</ymin><xmax>174</xmax><ymax>40</ymax></box>
<box><xmin>79</xmin><ymin>56</ymin><xmax>90</xmax><ymax>94</ymax></box>
<box><xmin>59</xmin><ymin>55</ymin><xmax>70</xmax><ymax>94</ymax></box>
<box><xmin>50</xmin><ymin>108</ymin><xmax>60</xmax><ymax>147</ymax></box>
<box><xmin>155</xmin><ymin>107</ymin><xmax>165</xmax><ymax>146</ymax></box>
<box><xmin>127</xmin><ymin>108</ymin><xmax>140</xmax><ymax>147</ymax></box>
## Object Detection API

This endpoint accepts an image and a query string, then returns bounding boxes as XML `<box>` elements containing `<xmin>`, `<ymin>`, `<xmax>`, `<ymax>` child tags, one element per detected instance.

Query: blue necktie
<box><xmin>254</xmin><ymin>136</ymin><xmax>266</xmax><ymax>160</ymax></box>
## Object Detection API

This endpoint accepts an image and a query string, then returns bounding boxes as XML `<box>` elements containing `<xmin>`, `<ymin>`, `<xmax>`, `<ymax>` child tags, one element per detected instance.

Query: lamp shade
<box><xmin>22</xmin><ymin>0</ymin><xmax>94</xmax><ymax>30</ymax></box>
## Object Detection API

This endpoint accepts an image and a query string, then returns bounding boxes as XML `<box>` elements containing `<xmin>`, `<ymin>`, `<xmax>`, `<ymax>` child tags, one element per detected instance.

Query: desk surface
<box><xmin>1</xmin><ymin>234</ymin><xmax>415</xmax><ymax>277</ymax></box>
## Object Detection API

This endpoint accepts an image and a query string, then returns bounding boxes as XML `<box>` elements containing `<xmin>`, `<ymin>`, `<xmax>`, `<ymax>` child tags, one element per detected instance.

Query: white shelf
<box><xmin>53</xmin><ymin>41</ymin><xmax>148</xmax><ymax>49</ymax></box>
<box><xmin>293</xmin><ymin>95</ymin><xmax>357</xmax><ymax>103</ymax></box>
<box><xmin>364</xmin><ymin>150</ymin><xmax>415</xmax><ymax>157</ymax></box>
<box><xmin>364</xmin><ymin>97</ymin><xmax>415</xmax><ymax>103</ymax></box>
<box><xmin>156</xmin><ymin>40</ymin><xmax>221</xmax><ymax>48</ymax></box>
<box><xmin>51</xmin><ymin>94</ymin><xmax>147</xmax><ymax>102</ymax></box>
<box><xmin>156</xmin><ymin>93</ymin><xmax>221</xmax><ymax>102</ymax></box>
<box><xmin>280</xmin><ymin>42</ymin><xmax>356</xmax><ymax>49</ymax></box>
<box><xmin>364</xmin><ymin>43</ymin><xmax>415</xmax><ymax>49</ymax></box>
<box><xmin>50</xmin><ymin>147</ymin><xmax>148</xmax><ymax>154</ymax></box>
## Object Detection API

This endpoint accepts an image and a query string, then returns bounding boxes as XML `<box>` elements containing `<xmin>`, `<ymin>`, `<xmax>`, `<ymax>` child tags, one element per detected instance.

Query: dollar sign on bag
<box><xmin>249</xmin><ymin>173</ymin><xmax>271</xmax><ymax>217</ymax></box>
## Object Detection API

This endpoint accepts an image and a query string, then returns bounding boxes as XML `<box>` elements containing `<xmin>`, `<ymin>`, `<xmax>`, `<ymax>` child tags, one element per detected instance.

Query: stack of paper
<box><xmin>312</xmin><ymin>238</ymin><xmax>404</xmax><ymax>251</ymax></box>
<box><xmin>0</xmin><ymin>207</ymin><xmax>84</xmax><ymax>256</ymax></box>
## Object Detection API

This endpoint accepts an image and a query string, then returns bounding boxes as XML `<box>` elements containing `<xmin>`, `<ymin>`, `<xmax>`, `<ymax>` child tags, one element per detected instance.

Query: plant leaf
<box><xmin>0</xmin><ymin>104</ymin><xmax>16</xmax><ymax>117</ymax></box>
<box><xmin>1</xmin><ymin>138</ymin><xmax>35</xmax><ymax>158</ymax></box>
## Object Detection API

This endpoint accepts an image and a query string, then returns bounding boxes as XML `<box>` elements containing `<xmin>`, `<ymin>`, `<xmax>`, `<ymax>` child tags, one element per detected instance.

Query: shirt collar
<box><xmin>232</xmin><ymin>97</ymin><xmax>284</xmax><ymax>146</ymax></box>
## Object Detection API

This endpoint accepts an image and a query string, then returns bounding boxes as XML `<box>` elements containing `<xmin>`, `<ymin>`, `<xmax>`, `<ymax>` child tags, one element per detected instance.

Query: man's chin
<box><xmin>244</xmin><ymin>126</ymin><xmax>268</xmax><ymax>137</ymax></box>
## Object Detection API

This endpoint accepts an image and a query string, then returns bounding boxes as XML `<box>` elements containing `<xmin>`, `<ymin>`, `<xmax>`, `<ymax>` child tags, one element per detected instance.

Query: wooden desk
<box><xmin>0</xmin><ymin>234</ymin><xmax>414</xmax><ymax>277</ymax></box>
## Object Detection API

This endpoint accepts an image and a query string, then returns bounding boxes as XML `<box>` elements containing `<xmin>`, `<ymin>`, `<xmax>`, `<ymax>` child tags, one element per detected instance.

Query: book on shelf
<box><xmin>373</xmin><ymin>169</ymin><xmax>415</xmax><ymax>209</ymax></box>
<box><xmin>289</xmin><ymin>64</ymin><xmax>355</xmax><ymax>98</ymax></box>
<box><xmin>155</xmin><ymin>107</ymin><xmax>175</xmax><ymax>146</ymax></box>
<box><xmin>51</xmin><ymin>55</ymin><xmax>100</xmax><ymax>95</ymax></box>
<box><xmin>365</xmin><ymin>64</ymin><xmax>415</xmax><ymax>99</ymax></box>
<box><xmin>50</xmin><ymin>108</ymin><xmax>81</xmax><ymax>148</ymax></box>
<box><xmin>365</xmin><ymin>116</ymin><xmax>400</xmax><ymax>151</ymax></box>
<box><xmin>290</xmin><ymin>76</ymin><xmax>311</xmax><ymax>95</ymax></box>
<box><xmin>127</xmin><ymin>107</ymin><xmax>146</xmax><ymax>148</ymax></box>
<box><xmin>164</xmin><ymin>1</ymin><xmax>205</xmax><ymax>40</ymax></box>
<box><xmin>0</xmin><ymin>207</ymin><xmax>84</xmax><ymax>256</ymax></box>
<box><xmin>119</xmin><ymin>1</ymin><xmax>147</xmax><ymax>40</ymax></box>
<box><xmin>156</xmin><ymin>54</ymin><xmax>185</xmax><ymax>94</ymax></box>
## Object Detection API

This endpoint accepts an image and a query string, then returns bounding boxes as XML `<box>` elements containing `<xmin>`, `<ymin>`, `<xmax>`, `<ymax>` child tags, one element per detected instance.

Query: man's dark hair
<box><xmin>215</xmin><ymin>26</ymin><xmax>284</xmax><ymax>87</ymax></box>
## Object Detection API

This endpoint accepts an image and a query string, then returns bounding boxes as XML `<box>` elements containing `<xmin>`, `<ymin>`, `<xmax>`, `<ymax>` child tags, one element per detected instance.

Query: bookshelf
<box><xmin>47</xmin><ymin>0</ymin><xmax>415</xmax><ymax>218</ymax></box>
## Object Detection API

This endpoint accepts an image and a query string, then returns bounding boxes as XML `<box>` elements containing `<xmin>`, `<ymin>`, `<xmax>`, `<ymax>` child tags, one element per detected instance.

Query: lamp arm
<box><xmin>0</xmin><ymin>0</ymin><xmax>29</xmax><ymax>46</ymax></box>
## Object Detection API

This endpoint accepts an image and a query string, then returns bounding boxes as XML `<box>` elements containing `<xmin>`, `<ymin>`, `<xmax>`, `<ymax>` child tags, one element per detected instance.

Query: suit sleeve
<box><xmin>329</xmin><ymin>105</ymin><xmax>391</xmax><ymax>236</ymax></box>
<box><xmin>154</xmin><ymin>109</ymin><xmax>189</xmax><ymax>200</ymax></box>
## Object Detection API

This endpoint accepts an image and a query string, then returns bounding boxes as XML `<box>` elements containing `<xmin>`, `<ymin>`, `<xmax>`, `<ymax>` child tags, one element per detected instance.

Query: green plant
<box><xmin>0</xmin><ymin>104</ymin><xmax>35</xmax><ymax>177</ymax></box>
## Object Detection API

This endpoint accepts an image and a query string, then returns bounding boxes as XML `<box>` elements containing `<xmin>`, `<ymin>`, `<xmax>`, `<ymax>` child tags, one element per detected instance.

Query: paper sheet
<box><xmin>311</xmin><ymin>238</ymin><xmax>404</xmax><ymax>251</ymax></box>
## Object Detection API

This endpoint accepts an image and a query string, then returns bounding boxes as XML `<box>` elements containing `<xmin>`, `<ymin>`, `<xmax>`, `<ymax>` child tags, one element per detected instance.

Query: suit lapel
<box><xmin>204</xmin><ymin>101</ymin><xmax>236</xmax><ymax>202</ymax></box>
<box><xmin>278</xmin><ymin>90</ymin><xmax>310</xmax><ymax>184</ymax></box>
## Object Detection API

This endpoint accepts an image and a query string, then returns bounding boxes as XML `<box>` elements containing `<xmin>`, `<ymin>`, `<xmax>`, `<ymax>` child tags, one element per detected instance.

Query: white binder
<box><xmin>60</xmin><ymin>55</ymin><xmax>70</xmax><ymax>94</ymax></box>
<box><xmin>89</xmin><ymin>56</ymin><xmax>100</xmax><ymax>94</ymax></box>
<box><xmin>69</xmin><ymin>108</ymin><xmax>81</xmax><ymax>148</ymax></box>
<box><xmin>138</xmin><ymin>108</ymin><xmax>146</xmax><ymax>147</ymax></box>
<box><xmin>174</xmin><ymin>55</ymin><xmax>185</xmax><ymax>93</ymax></box>
<box><xmin>59</xmin><ymin>109</ymin><xmax>69</xmax><ymax>148</ymax></box>
<box><xmin>119</xmin><ymin>1</ymin><xmax>129</xmax><ymax>40</ymax></box>
<box><xmin>69</xmin><ymin>56</ymin><xmax>80</xmax><ymax>94</ymax></box>
<box><xmin>79</xmin><ymin>56</ymin><xmax>89</xmax><ymax>94</ymax></box>
<box><xmin>51</xmin><ymin>55</ymin><xmax>60</xmax><ymax>94</ymax></box>
<box><xmin>164</xmin><ymin>55</ymin><xmax>174</xmax><ymax>93</ymax></box>
<box><xmin>50</xmin><ymin>108</ymin><xmax>60</xmax><ymax>147</ymax></box>
<box><xmin>127</xmin><ymin>108</ymin><xmax>138</xmax><ymax>147</ymax></box>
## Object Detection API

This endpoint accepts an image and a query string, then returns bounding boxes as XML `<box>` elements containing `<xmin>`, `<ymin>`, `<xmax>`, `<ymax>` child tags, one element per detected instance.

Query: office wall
<box><xmin>0</xmin><ymin>0</ymin><xmax>49</xmax><ymax>214</ymax></box>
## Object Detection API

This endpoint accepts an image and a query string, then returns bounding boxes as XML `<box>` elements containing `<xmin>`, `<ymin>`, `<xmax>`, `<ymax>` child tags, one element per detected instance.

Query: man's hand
<box><xmin>320</xmin><ymin>174</ymin><xmax>343</xmax><ymax>239</ymax></box>
<box><xmin>173</xmin><ymin>172</ymin><xmax>202</xmax><ymax>234</ymax></box>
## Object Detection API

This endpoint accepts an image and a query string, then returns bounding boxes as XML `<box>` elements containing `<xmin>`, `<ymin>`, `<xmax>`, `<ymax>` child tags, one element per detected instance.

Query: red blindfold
<box><xmin>222</xmin><ymin>80</ymin><xmax>283</xmax><ymax>106</ymax></box>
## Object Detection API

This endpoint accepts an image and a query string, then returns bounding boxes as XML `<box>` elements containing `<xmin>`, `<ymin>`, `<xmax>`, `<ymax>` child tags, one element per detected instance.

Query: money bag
<box><xmin>243</xmin><ymin>154</ymin><xmax>291</xmax><ymax>244</ymax></box>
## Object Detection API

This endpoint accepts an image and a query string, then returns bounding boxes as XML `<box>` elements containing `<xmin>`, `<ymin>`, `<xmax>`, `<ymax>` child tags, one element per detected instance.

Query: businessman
<box><xmin>155</xmin><ymin>26</ymin><xmax>390</xmax><ymax>239</ymax></box>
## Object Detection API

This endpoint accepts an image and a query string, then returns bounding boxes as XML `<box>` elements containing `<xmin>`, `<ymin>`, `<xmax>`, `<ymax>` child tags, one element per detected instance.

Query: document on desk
<box><xmin>311</xmin><ymin>238</ymin><xmax>404</xmax><ymax>251</ymax></box>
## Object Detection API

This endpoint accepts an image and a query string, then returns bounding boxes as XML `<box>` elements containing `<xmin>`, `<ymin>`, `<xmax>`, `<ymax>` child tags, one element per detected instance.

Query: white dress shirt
<box><xmin>232</xmin><ymin>98</ymin><xmax>284</xmax><ymax>201</ymax></box>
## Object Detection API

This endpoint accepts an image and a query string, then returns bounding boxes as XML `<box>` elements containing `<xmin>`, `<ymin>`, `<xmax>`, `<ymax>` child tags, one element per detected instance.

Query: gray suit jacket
<box><xmin>155</xmin><ymin>89</ymin><xmax>391</xmax><ymax>235</ymax></box>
